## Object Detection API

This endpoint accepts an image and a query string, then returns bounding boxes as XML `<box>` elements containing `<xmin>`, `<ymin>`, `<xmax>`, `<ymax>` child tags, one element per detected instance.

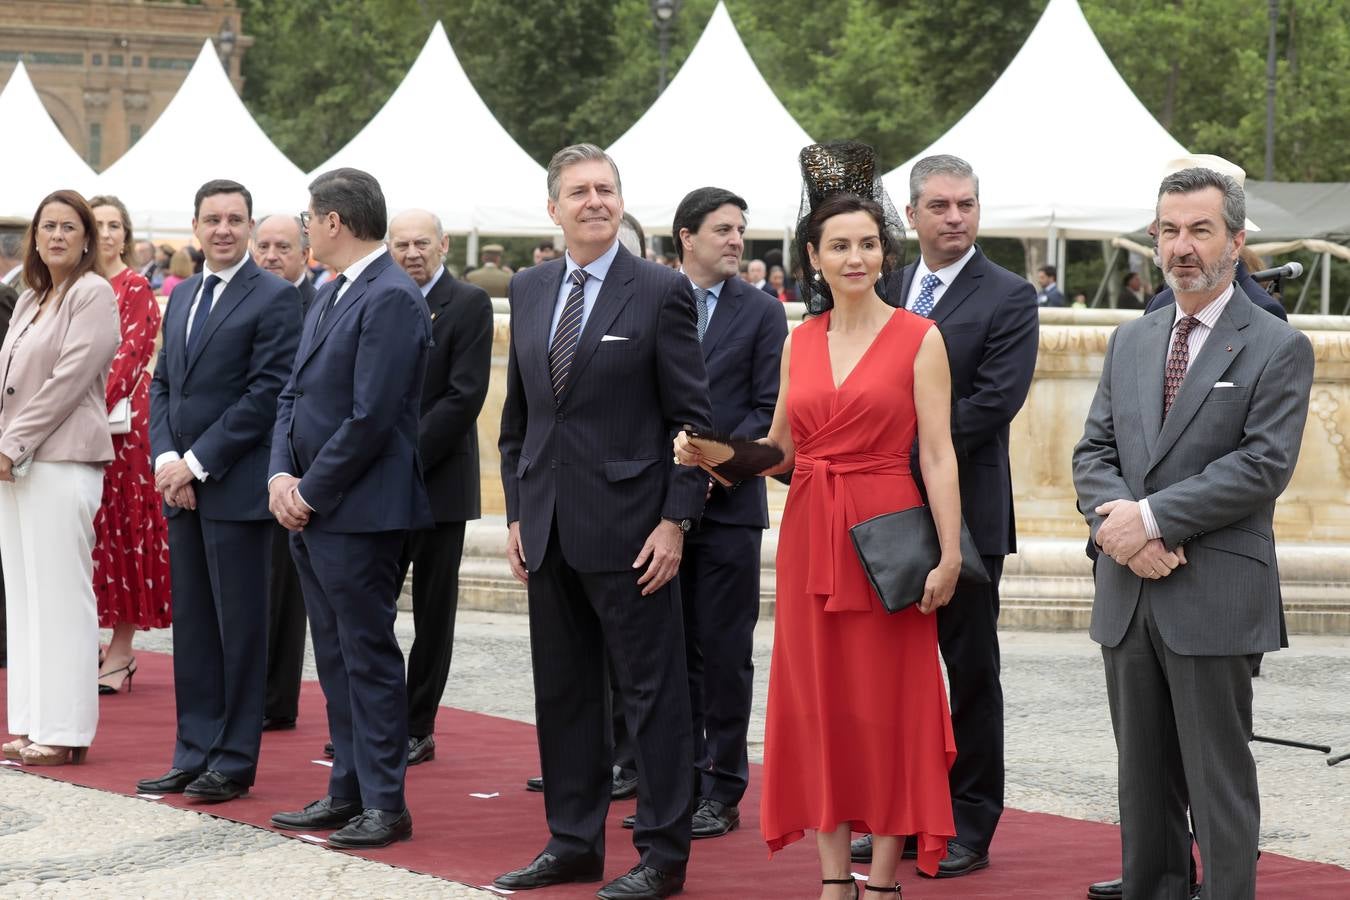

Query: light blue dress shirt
<box><xmin>548</xmin><ymin>240</ymin><xmax>621</xmax><ymax>345</ymax></box>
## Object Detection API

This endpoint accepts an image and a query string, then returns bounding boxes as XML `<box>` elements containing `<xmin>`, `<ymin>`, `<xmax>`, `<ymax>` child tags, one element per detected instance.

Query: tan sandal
<box><xmin>2</xmin><ymin>737</ymin><xmax>31</xmax><ymax>760</ymax></box>
<box><xmin>18</xmin><ymin>744</ymin><xmax>88</xmax><ymax>766</ymax></box>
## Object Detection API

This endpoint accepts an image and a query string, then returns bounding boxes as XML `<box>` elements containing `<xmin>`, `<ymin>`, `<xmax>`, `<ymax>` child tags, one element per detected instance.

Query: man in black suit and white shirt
<box><xmin>252</xmin><ymin>213</ymin><xmax>316</xmax><ymax>731</ymax></box>
<box><xmin>495</xmin><ymin>144</ymin><xmax>712</xmax><ymax>900</ymax></box>
<box><xmin>853</xmin><ymin>154</ymin><xmax>1039</xmax><ymax>878</ymax></box>
<box><xmin>387</xmin><ymin>209</ymin><xmax>494</xmax><ymax>766</ymax></box>
<box><xmin>670</xmin><ymin>187</ymin><xmax>786</xmax><ymax>839</ymax></box>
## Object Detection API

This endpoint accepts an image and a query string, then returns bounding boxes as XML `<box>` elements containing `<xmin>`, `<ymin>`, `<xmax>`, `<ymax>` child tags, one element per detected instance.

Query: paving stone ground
<box><xmin>2</xmin><ymin>611</ymin><xmax>1346</xmax><ymax>895</ymax></box>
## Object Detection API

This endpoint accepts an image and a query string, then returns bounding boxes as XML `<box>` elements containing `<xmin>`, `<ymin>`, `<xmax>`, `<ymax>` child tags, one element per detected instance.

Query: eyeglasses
<box><xmin>299</xmin><ymin>210</ymin><xmax>311</xmax><ymax>230</ymax></box>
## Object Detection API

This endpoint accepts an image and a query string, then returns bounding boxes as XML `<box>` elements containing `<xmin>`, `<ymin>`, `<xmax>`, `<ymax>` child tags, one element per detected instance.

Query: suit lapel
<box><xmin>168</xmin><ymin>274</ymin><xmax>202</xmax><ymax>371</ymax></box>
<box><xmin>557</xmin><ymin>247</ymin><xmax>636</xmax><ymax>404</ymax></box>
<box><xmin>1149</xmin><ymin>293</ymin><xmax>1251</xmax><ymax>469</ymax></box>
<box><xmin>1134</xmin><ymin>311</ymin><xmax>1170</xmax><ymax>460</ymax></box>
<box><xmin>298</xmin><ymin>252</ymin><xmax>392</xmax><ymax>369</ymax></box>
<box><xmin>700</xmin><ymin>278</ymin><xmax>743</xmax><ymax>360</ymax></box>
<box><xmin>186</xmin><ymin>265</ymin><xmax>258</xmax><ymax>376</ymax></box>
<box><xmin>529</xmin><ymin>260</ymin><xmax>567</xmax><ymax>382</ymax></box>
<box><xmin>425</xmin><ymin>267</ymin><xmax>454</xmax><ymax>323</ymax></box>
<box><xmin>931</xmin><ymin>249</ymin><xmax>985</xmax><ymax>324</ymax></box>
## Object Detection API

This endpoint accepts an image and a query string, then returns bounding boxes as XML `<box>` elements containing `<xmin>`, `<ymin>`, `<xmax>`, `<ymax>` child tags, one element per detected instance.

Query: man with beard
<box><xmin>1074</xmin><ymin>167</ymin><xmax>1313</xmax><ymax>899</ymax></box>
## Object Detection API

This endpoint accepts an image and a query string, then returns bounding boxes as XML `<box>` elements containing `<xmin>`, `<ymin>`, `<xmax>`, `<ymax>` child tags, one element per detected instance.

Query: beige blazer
<box><xmin>0</xmin><ymin>270</ymin><xmax>121</xmax><ymax>465</ymax></box>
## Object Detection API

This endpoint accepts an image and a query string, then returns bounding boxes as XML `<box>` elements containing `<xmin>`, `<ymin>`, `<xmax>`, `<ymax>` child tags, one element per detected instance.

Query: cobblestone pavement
<box><xmin>3</xmin><ymin>612</ymin><xmax>1346</xmax><ymax>894</ymax></box>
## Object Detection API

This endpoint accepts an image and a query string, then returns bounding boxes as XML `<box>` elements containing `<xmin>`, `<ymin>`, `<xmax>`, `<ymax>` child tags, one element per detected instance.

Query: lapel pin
<box><xmin>1226</xmin><ymin>346</ymin><xmax>1232</xmax><ymax>352</ymax></box>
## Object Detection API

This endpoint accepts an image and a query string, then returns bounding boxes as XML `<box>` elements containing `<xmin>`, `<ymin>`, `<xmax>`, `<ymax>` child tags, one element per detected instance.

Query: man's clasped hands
<box><xmin>1094</xmin><ymin>498</ymin><xmax>1188</xmax><ymax>580</ymax></box>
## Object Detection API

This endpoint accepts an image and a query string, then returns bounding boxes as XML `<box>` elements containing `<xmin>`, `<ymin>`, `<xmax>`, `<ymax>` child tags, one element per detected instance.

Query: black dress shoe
<box><xmin>597</xmin><ymin>864</ymin><xmax>685</xmax><ymax>899</ymax></box>
<box><xmin>691</xmin><ymin>798</ymin><xmax>739</xmax><ymax>838</ymax></box>
<box><xmin>493</xmin><ymin>851</ymin><xmax>604</xmax><ymax>890</ymax></box>
<box><xmin>323</xmin><ymin>742</ymin><xmax>334</xmax><ymax>758</ymax></box>
<box><xmin>271</xmin><ymin>796</ymin><xmax>361</xmax><ymax>831</ymax></box>
<box><xmin>932</xmin><ymin>840</ymin><xmax>989</xmax><ymax>878</ymax></box>
<box><xmin>1087</xmin><ymin>875</ymin><xmax>1201</xmax><ymax>899</ymax></box>
<box><xmin>622</xmin><ymin>813</ymin><xmax>636</xmax><ymax>829</ymax></box>
<box><xmin>611</xmin><ymin>770</ymin><xmax>639</xmax><ymax>800</ymax></box>
<box><xmin>262</xmin><ymin>716</ymin><xmax>296</xmax><ymax>731</ymax></box>
<box><xmin>184</xmin><ymin>770</ymin><xmax>249</xmax><ymax>803</ymax></box>
<box><xmin>328</xmin><ymin>808</ymin><xmax>413</xmax><ymax>848</ymax></box>
<box><xmin>525</xmin><ymin>775</ymin><xmax>544</xmax><ymax>792</ymax></box>
<box><xmin>137</xmin><ymin>768</ymin><xmax>202</xmax><ymax>794</ymax></box>
<box><xmin>850</xmin><ymin>833</ymin><xmax>873</xmax><ymax>863</ymax></box>
<box><xmin>408</xmin><ymin>734</ymin><xmax>435</xmax><ymax>766</ymax></box>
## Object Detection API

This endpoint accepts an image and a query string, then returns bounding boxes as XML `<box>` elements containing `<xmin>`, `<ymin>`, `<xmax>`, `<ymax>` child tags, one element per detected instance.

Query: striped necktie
<box><xmin>549</xmin><ymin>268</ymin><xmax>588</xmax><ymax>399</ymax></box>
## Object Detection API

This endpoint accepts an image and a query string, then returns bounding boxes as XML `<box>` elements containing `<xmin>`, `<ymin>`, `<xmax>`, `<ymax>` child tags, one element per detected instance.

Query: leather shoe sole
<box><xmin>931</xmin><ymin>848</ymin><xmax>990</xmax><ymax>879</ymax></box>
<box><xmin>328</xmin><ymin>809</ymin><xmax>413</xmax><ymax>849</ymax></box>
<box><xmin>271</xmin><ymin>799</ymin><xmax>361</xmax><ymax>831</ymax></box>
<box><xmin>137</xmin><ymin>769</ymin><xmax>202</xmax><ymax>794</ymax></box>
<box><xmin>494</xmin><ymin>853</ymin><xmax>604</xmax><ymax>890</ymax></box>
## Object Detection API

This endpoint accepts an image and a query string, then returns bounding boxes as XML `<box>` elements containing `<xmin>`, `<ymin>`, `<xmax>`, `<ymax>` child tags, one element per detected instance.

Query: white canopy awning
<box><xmin>98</xmin><ymin>41</ymin><xmax>309</xmax><ymax>236</ymax></box>
<box><xmin>607</xmin><ymin>2</ymin><xmax>814</xmax><ymax>240</ymax></box>
<box><xmin>0</xmin><ymin>62</ymin><xmax>99</xmax><ymax>218</ymax></box>
<box><xmin>881</xmin><ymin>0</ymin><xmax>1189</xmax><ymax>239</ymax></box>
<box><xmin>310</xmin><ymin>22</ymin><xmax>553</xmax><ymax>235</ymax></box>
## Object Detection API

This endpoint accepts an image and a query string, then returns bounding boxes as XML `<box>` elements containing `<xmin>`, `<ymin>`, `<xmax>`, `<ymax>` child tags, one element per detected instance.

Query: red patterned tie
<box><xmin>1163</xmin><ymin>316</ymin><xmax>1198</xmax><ymax>418</ymax></box>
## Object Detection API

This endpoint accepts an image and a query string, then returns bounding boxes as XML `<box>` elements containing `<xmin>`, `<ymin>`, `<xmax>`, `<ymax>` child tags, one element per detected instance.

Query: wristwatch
<box><xmin>664</xmin><ymin>517</ymin><xmax>693</xmax><ymax>534</ymax></box>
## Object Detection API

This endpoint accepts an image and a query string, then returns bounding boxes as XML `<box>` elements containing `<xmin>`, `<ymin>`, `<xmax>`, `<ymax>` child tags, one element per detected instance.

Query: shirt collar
<box><xmin>203</xmin><ymin>253</ymin><xmax>250</xmax><ymax>284</ymax></box>
<box><xmin>339</xmin><ymin>244</ymin><xmax>389</xmax><ymax>284</ymax></box>
<box><xmin>1173</xmin><ymin>282</ymin><xmax>1234</xmax><ymax>331</ymax></box>
<box><xmin>420</xmin><ymin>265</ymin><xmax>445</xmax><ymax>297</ymax></box>
<box><xmin>915</xmin><ymin>244</ymin><xmax>976</xmax><ymax>287</ymax></box>
<box><xmin>681</xmin><ymin>271</ymin><xmax>725</xmax><ymax>298</ymax></box>
<box><xmin>563</xmin><ymin>240</ymin><xmax>620</xmax><ymax>285</ymax></box>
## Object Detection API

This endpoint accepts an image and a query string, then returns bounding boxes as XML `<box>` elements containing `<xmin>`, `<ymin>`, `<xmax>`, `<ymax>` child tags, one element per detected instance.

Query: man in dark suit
<box><xmin>267</xmin><ymin>169</ymin><xmax>432</xmax><ymax>849</ymax></box>
<box><xmin>1036</xmin><ymin>264</ymin><xmax>1067</xmax><ymax>307</ymax></box>
<box><xmin>1075</xmin><ymin>166</ymin><xmax>1313</xmax><ymax>900</ymax></box>
<box><xmin>387</xmin><ymin>208</ymin><xmax>494</xmax><ymax>766</ymax></box>
<box><xmin>252</xmin><ymin>213</ymin><xmax>317</xmax><ymax>731</ymax></box>
<box><xmin>139</xmin><ymin>180</ymin><xmax>302</xmax><ymax>803</ymax></box>
<box><xmin>854</xmin><ymin>155</ymin><xmax>1039</xmax><ymax>877</ymax></box>
<box><xmin>669</xmin><ymin>187</ymin><xmax>786</xmax><ymax>839</ymax></box>
<box><xmin>494</xmin><ymin>144</ymin><xmax>712</xmax><ymax>900</ymax></box>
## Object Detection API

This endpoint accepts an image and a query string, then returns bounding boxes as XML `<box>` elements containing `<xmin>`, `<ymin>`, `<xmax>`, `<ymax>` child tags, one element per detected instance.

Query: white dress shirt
<box><xmin>548</xmin><ymin>240</ymin><xmax>620</xmax><ymax>345</ymax></box>
<box><xmin>419</xmin><ymin>264</ymin><xmax>444</xmax><ymax>298</ymax></box>
<box><xmin>905</xmin><ymin>245</ymin><xmax>977</xmax><ymax>313</ymax></box>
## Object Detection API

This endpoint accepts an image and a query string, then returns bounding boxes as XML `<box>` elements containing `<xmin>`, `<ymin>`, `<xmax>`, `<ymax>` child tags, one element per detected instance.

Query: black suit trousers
<box><xmin>397</xmin><ymin>520</ymin><xmax>466</xmax><ymax>738</ymax></box>
<box><xmin>265</xmin><ymin>522</ymin><xmax>307</xmax><ymax>721</ymax></box>
<box><xmin>681</xmin><ymin>521</ymin><xmax>761</xmax><ymax>806</ymax></box>
<box><xmin>291</xmin><ymin>528</ymin><xmax>408</xmax><ymax>812</ymax></box>
<box><xmin>936</xmin><ymin>554</ymin><xmax>1005</xmax><ymax>854</ymax></box>
<box><xmin>167</xmin><ymin>512</ymin><xmax>271</xmax><ymax>785</ymax></box>
<box><xmin>529</xmin><ymin>526</ymin><xmax>693</xmax><ymax>874</ymax></box>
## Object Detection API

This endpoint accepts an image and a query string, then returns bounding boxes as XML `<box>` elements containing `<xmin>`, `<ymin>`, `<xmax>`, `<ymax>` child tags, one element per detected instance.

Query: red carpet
<box><xmin>3</xmin><ymin>651</ymin><xmax>1346</xmax><ymax>897</ymax></box>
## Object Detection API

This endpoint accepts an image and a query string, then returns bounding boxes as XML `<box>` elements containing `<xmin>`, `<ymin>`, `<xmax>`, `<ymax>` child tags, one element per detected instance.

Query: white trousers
<box><xmin>1</xmin><ymin>460</ymin><xmax>104</xmax><ymax>746</ymax></box>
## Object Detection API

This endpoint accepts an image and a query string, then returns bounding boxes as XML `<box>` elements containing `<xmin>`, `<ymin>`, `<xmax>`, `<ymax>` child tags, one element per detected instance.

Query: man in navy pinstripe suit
<box><xmin>495</xmin><ymin>144</ymin><xmax>712</xmax><ymax>900</ymax></box>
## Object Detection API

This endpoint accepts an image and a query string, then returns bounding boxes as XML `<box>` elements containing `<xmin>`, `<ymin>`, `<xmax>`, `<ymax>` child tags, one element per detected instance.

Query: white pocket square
<box><xmin>1213</xmin><ymin>381</ymin><xmax>1237</xmax><ymax>388</ymax></box>
<box><xmin>600</xmin><ymin>335</ymin><xmax>629</xmax><ymax>342</ymax></box>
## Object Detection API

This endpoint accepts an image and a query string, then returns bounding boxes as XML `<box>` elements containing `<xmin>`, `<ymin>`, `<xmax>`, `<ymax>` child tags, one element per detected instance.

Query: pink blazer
<box><xmin>0</xmin><ymin>270</ymin><xmax>121</xmax><ymax>465</ymax></box>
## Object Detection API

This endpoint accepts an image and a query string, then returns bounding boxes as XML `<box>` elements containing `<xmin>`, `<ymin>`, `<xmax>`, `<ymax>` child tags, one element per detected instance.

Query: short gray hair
<box><xmin>1156</xmin><ymin>167</ymin><xmax>1246</xmax><ymax>236</ymax></box>
<box><xmin>909</xmin><ymin>154</ymin><xmax>979</xmax><ymax>206</ymax></box>
<box><xmin>253</xmin><ymin>213</ymin><xmax>309</xmax><ymax>251</ymax></box>
<box><xmin>547</xmin><ymin>143</ymin><xmax>623</xmax><ymax>202</ymax></box>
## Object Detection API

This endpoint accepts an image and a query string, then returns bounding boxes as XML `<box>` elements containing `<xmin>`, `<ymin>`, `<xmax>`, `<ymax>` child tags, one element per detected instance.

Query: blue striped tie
<box><xmin>549</xmin><ymin>268</ymin><xmax>588</xmax><ymax>399</ymax></box>
<box><xmin>911</xmin><ymin>272</ymin><xmax>942</xmax><ymax>318</ymax></box>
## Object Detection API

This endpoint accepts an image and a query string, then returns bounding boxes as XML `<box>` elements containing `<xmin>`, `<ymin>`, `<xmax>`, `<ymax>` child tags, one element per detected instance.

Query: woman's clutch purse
<box><xmin>685</xmin><ymin>431</ymin><xmax>784</xmax><ymax>487</ymax></box>
<box><xmin>849</xmin><ymin>505</ymin><xmax>990</xmax><ymax>613</ymax></box>
<box><xmin>108</xmin><ymin>397</ymin><xmax>133</xmax><ymax>435</ymax></box>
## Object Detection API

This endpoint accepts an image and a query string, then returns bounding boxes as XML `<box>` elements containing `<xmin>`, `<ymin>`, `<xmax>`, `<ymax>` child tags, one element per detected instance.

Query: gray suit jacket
<box><xmin>1072</xmin><ymin>286</ymin><xmax>1314</xmax><ymax>656</ymax></box>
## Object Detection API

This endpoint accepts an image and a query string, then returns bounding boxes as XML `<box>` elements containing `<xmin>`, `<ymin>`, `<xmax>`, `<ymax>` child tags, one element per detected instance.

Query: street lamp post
<box><xmin>651</xmin><ymin>0</ymin><xmax>682</xmax><ymax>96</ymax></box>
<box><xmin>216</xmin><ymin>18</ymin><xmax>237</xmax><ymax>78</ymax></box>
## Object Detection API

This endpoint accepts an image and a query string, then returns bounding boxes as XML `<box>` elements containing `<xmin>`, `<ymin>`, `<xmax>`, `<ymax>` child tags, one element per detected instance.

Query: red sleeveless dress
<box><xmin>760</xmin><ymin>308</ymin><xmax>956</xmax><ymax>875</ymax></box>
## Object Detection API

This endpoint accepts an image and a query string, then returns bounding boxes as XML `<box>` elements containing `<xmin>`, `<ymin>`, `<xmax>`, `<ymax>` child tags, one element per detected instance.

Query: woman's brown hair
<box><xmin>87</xmin><ymin>193</ymin><xmax>136</xmax><ymax>269</ymax></box>
<box><xmin>22</xmin><ymin>189</ymin><xmax>100</xmax><ymax>302</ymax></box>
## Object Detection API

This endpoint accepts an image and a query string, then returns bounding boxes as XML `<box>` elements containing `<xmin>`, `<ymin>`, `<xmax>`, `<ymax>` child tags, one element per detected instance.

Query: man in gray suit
<box><xmin>1073</xmin><ymin>166</ymin><xmax>1314</xmax><ymax>900</ymax></box>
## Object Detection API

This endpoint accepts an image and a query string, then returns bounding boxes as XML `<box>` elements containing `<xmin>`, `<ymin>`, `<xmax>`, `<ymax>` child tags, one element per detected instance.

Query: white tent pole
<box><xmin>1322</xmin><ymin>251</ymin><xmax>1332</xmax><ymax>315</ymax></box>
<box><xmin>1058</xmin><ymin>235</ymin><xmax>1068</xmax><ymax>291</ymax></box>
<box><xmin>467</xmin><ymin>229</ymin><xmax>479</xmax><ymax>271</ymax></box>
<box><xmin>1046</xmin><ymin>224</ymin><xmax>1059</xmax><ymax>275</ymax></box>
<box><xmin>781</xmin><ymin>227</ymin><xmax>791</xmax><ymax>271</ymax></box>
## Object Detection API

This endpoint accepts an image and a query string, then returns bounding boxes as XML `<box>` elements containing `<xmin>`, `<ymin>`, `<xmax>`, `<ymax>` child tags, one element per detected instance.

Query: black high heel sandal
<box><xmin>98</xmin><ymin>657</ymin><xmax>137</xmax><ymax>695</ymax></box>
<box><xmin>865</xmin><ymin>884</ymin><xmax>901</xmax><ymax>896</ymax></box>
<box><xmin>823</xmin><ymin>877</ymin><xmax>858</xmax><ymax>900</ymax></box>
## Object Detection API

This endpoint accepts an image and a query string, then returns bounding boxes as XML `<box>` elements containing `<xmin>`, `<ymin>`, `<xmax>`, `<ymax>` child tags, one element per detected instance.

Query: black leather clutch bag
<box><xmin>848</xmin><ymin>505</ymin><xmax>990</xmax><ymax>613</ymax></box>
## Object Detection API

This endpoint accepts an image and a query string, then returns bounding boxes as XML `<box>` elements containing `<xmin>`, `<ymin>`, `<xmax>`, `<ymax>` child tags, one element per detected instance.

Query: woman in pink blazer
<box><xmin>0</xmin><ymin>190</ymin><xmax>120</xmax><ymax>767</ymax></box>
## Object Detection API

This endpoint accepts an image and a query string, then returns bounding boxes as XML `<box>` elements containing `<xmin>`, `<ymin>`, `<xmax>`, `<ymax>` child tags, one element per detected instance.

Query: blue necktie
<box><xmin>693</xmin><ymin>287</ymin><xmax>710</xmax><ymax>342</ymax></box>
<box><xmin>549</xmin><ymin>269</ymin><xmax>588</xmax><ymax>400</ymax></box>
<box><xmin>911</xmin><ymin>273</ymin><xmax>942</xmax><ymax>318</ymax></box>
<box><xmin>186</xmin><ymin>274</ymin><xmax>221</xmax><ymax>356</ymax></box>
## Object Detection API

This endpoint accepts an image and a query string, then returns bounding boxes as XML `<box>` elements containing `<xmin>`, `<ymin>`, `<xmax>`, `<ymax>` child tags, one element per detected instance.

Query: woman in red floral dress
<box><xmin>89</xmin><ymin>196</ymin><xmax>171</xmax><ymax>693</ymax></box>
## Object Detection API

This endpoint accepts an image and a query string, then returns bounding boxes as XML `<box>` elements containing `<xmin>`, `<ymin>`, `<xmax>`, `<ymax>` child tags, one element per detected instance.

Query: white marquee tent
<box><xmin>0</xmin><ymin>62</ymin><xmax>99</xmax><ymax>218</ymax></box>
<box><xmin>607</xmin><ymin>2</ymin><xmax>813</xmax><ymax>240</ymax></box>
<box><xmin>98</xmin><ymin>41</ymin><xmax>309</xmax><ymax>235</ymax></box>
<box><xmin>881</xmin><ymin>0</ymin><xmax>1189</xmax><ymax>241</ymax></box>
<box><xmin>311</xmin><ymin>22</ymin><xmax>553</xmax><ymax>236</ymax></box>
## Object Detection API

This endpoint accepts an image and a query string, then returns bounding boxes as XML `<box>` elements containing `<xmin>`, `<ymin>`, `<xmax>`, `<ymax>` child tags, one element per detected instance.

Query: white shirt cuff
<box><xmin>267</xmin><ymin>472</ymin><xmax>314</xmax><ymax>512</ymax></box>
<box><xmin>1138</xmin><ymin>498</ymin><xmax>1162</xmax><ymax>541</ymax></box>
<box><xmin>183</xmin><ymin>450</ymin><xmax>208</xmax><ymax>482</ymax></box>
<box><xmin>154</xmin><ymin>451</ymin><xmax>180</xmax><ymax>472</ymax></box>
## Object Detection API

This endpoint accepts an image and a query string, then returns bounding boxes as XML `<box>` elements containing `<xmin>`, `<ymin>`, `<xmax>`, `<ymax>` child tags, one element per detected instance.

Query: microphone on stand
<box><xmin>1249</xmin><ymin>261</ymin><xmax>1304</xmax><ymax>283</ymax></box>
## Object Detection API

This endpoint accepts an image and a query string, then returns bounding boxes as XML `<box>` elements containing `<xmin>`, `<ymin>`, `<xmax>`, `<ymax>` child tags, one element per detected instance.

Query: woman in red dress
<box><xmin>89</xmin><ymin>196</ymin><xmax>171</xmax><ymax>693</ymax></box>
<box><xmin>679</xmin><ymin>162</ymin><xmax>964</xmax><ymax>897</ymax></box>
